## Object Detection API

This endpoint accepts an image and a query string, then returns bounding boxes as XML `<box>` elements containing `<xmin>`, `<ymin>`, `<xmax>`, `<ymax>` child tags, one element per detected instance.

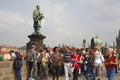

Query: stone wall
<box><xmin>0</xmin><ymin>61</ymin><xmax>27</xmax><ymax>80</ymax></box>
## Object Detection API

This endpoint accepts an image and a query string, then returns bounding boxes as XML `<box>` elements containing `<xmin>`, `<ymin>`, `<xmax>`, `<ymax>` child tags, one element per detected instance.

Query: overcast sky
<box><xmin>0</xmin><ymin>0</ymin><xmax>120</xmax><ymax>48</ymax></box>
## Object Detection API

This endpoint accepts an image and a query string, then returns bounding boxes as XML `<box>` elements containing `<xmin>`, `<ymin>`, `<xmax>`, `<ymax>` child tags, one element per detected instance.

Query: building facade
<box><xmin>0</xmin><ymin>45</ymin><xmax>18</xmax><ymax>54</ymax></box>
<box><xmin>116</xmin><ymin>30</ymin><xmax>120</xmax><ymax>49</ymax></box>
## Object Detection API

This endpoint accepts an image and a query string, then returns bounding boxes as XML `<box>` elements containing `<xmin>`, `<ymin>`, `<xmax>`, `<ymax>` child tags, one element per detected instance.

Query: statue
<box><xmin>91</xmin><ymin>36</ymin><xmax>102</xmax><ymax>49</ymax></box>
<box><xmin>32</xmin><ymin>5</ymin><xmax>44</xmax><ymax>35</ymax></box>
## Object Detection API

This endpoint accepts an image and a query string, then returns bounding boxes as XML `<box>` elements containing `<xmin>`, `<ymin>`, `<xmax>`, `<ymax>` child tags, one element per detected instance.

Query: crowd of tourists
<box><xmin>6</xmin><ymin>41</ymin><xmax>120</xmax><ymax>80</ymax></box>
<box><xmin>24</xmin><ymin>43</ymin><xmax>119</xmax><ymax>80</ymax></box>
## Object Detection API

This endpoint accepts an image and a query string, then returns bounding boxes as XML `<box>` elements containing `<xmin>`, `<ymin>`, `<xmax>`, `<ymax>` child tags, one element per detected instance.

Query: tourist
<box><xmin>13</xmin><ymin>51</ymin><xmax>23</xmax><ymax>80</ymax></box>
<box><xmin>40</xmin><ymin>48</ymin><xmax>49</xmax><ymax>80</ymax></box>
<box><xmin>79</xmin><ymin>48</ymin><xmax>85</xmax><ymax>75</ymax></box>
<box><xmin>36</xmin><ymin>48</ymin><xmax>44</xmax><ymax>78</ymax></box>
<box><xmin>116</xmin><ymin>49</ymin><xmax>120</xmax><ymax>70</ymax></box>
<box><xmin>26</xmin><ymin>45</ymin><xmax>37</xmax><ymax>79</ymax></box>
<box><xmin>71</xmin><ymin>48</ymin><xmax>82</xmax><ymax>80</ymax></box>
<box><xmin>9</xmin><ymin>50</ymin><xmax>16</xmax><ymax>61</ymax></box>
<box><xmin>114</xmin><ymin>49</ymin><xmax>119</xmax><ymax>73</ymax></box>
<box><xmin>85</xmin><ymin>49</ymin><xmax>96</xmax><ymax>80</ymax></box>
<box><xmin>104</xmin><ymin>48</ymin><xmax>118</xmax><ymax>80</ymax></box>
<box><xmin>47</xmin><ymin>46</ymin><xmax>54</xmax><ymax>74</ymax></box>
<box><xmin>51</xmin><ymin>46</ymin><xmax>62</xmax><ymax>80</ymax></box>
<box><xmin>93</xmin><ymin>45</ymin><xmax>104</xmax><ymax>80</ymax></box>
<box><xmin>63</xmin><ymin>46</ymin><xmax>73</xmax><ymax>80</ymax></box>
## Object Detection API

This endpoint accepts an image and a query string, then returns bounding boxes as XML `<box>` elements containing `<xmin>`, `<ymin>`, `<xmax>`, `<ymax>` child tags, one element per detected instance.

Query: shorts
<box><xmin>94</xmin><ymin>61</ymin><xmax>102</xmax><ymax>66</ymax></box>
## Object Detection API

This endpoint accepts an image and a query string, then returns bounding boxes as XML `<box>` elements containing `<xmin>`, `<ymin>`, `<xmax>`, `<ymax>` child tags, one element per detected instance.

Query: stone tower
<box><xmin>116</xmin><ymin>30</ymin><xmax>120</xmax><ymax>49</ymax></box>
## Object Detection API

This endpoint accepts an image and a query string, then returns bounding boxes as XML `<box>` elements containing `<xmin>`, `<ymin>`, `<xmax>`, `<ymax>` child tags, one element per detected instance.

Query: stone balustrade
<box><xmin>0</xmin><ymin>61</ymin><xmax>27</xmax><ymax>80</ymax></box>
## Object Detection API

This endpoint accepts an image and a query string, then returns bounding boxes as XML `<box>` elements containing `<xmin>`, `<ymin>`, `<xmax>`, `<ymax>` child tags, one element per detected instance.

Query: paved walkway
<box><xmin>36</xmin><ymin>70</ymin><xmax>120</xmax><ymax>80</ymax></box>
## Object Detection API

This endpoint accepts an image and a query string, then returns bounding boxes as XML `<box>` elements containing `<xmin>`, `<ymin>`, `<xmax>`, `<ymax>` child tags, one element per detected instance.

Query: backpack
<box><xmin>27</xmin><ymin>50</ymin><xmax>35</xmax><ymax>61</ymax></box>
<box><xmin>13</xmin><ymin>59</ymin><xmax>22</xmax><ymax>69</ymax></box>
<box><xmin>15</xmin><ymin>52</ymin><xmax>22</xmax><ymax>60</ymax></box>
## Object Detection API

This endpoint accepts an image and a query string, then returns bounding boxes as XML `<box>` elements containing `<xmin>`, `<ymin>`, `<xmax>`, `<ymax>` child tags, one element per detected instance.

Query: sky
<box><xmin>0</xmin><ymin>0</ymin><xmax>120</xmax><ymax>48</ymax></box>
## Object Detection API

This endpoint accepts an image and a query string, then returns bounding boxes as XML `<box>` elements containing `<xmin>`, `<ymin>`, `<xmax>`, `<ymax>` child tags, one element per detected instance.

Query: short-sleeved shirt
<box><xmin>64</xmin><ymin>51</ymin><xmax>72</xmax><ymax>63</ymax></box>
<box><xmin>105</xmin><ymin>55</ymin><xmax>117</xmax><ymax>70</ymax></box>
<box><xmin>11</xmin><ymin>53</ymin><xmax>16</xmax><ymax>59</ymax></box>
<box><xmin>51</xmin><ymin>53</ymin><xmax>61</xmax><ymax>62</ymax></box>
<box><xmin>71</xmin><ymin>54</ymin><xmax>81</xmax><ymax>69</ymax></box>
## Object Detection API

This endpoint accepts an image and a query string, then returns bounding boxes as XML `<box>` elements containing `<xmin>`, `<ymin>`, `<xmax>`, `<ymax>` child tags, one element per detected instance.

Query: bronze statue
<box><xmin>32</xmin><ymin>5</ymin><xmax>44</xmax><ymax>35</ymax></box>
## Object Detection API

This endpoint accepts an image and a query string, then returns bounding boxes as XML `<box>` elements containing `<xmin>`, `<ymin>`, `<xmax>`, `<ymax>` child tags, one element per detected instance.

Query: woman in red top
<box><xmin>71</xmin><ymin>48</ymin><xmax>82</xmax><ymax>80</ymax></box>
<box><xmin>104</xmin><ymin>48</ymin><xmax>118</xmax><ymax>80</ymax></box>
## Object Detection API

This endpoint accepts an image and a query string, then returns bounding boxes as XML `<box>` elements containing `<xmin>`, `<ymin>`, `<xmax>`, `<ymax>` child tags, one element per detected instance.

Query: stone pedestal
<box><xmin>26</xmin><ymin>34</ymin><xmax>46</xmax><ymax>52</ymax></box>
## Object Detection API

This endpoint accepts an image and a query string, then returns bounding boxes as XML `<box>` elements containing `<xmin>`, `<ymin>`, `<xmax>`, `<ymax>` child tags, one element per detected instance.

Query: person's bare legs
<box><xmin>98</xmin><ymin>65</ymin><xmax>102</xmax><ymax>80</ymax></box>
<box><xmin>94</xmin><ymin>66</ymin><xmax>97</xmax><ymax>74</ymax></box>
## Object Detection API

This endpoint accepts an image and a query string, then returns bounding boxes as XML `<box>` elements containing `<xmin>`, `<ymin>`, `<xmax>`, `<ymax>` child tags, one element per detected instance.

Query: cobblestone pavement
<box><xmin>36</xmin><ymin>70</ymin><xmax>120</xmax><ymax>80</ymax></box>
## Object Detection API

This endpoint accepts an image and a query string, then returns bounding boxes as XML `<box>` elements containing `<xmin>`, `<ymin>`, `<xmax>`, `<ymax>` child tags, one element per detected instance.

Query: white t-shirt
<box><xmin>11</xmin><ymin>53</ymin><xmax>16</xmax><ymax>59</ymax></box>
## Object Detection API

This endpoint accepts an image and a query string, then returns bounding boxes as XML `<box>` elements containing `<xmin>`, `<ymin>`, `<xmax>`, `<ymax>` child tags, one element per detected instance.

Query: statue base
<box><xmin>26</xmin><ymin>34</ymin><xmax>46</xmax><ymax>52</ymax></box>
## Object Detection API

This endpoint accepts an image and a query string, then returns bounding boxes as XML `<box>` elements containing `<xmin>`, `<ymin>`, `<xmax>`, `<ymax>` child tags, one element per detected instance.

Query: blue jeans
<box><xmin>16</xmin><ymin>68</ymin><xmax>22</xmax><ymax>80</ymax></box>
<box><xmin>15</xmin><ymin>60</ymin><xmax>22</xmax><ymax>80</ymax></box>
<box><xmin>85</xmin><ymin>66</ymin><xmax>96</xmax><ymax>80</ymax></box>
<box><xmin>80</xmin><ymin>63</ymin><xmax>85</xmax><ymax>74</ymax></box>
<box><xmin>106</xmin><ymin>69</ymin><xmax>115</xmax><ymax>80</ymax></box>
